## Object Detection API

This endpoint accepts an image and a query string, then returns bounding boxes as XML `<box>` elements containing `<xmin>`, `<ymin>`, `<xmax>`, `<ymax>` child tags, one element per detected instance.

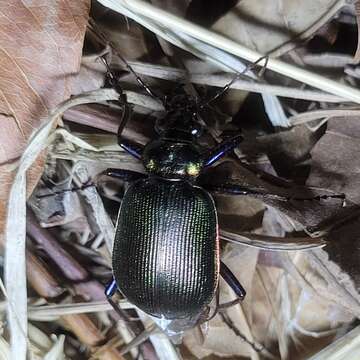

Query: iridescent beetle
<box><xmin>103</xmin><ymin>57</ymin><xmax>248</xmax><ymax>334</ymax></box>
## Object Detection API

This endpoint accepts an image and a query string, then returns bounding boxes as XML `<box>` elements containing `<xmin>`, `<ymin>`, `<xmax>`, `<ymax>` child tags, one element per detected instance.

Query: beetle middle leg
<box><xmin>203</xmin><ymin>182</ymin><xmax>346</xmax><ymax>203</ymax></box>
<box><xmin>203</xmin><ymin>135</ymin><xmax>243</xmax><ymax>167</ymax></box>
<box><xmin>101</xmin><ymin>168</ymin><xmax>147</xmax><ymax>182</ymax></box>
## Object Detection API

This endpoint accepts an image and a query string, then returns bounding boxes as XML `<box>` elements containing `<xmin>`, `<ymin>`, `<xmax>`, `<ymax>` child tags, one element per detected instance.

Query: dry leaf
<box><xmin>201</xmin><ymin>160</ymin><xmax>352</xmax><ymax>233</ymax></box>
<box><xmin>213</xmin><ymin>0</ymin><xmax>346</xmax><ymax>56</ymax></box>
<box><xmin>307</xmin><ymin>117</ymin><xmax>360</xmax><ymax>204</ymax></box>
<box><xmin>0</xmin><ymin>1</ymin><xmax>90</xmax><ymax>235</ymax></box>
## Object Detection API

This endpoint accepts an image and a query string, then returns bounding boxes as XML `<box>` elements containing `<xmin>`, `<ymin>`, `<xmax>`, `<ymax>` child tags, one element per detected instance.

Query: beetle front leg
<box><xmin>117</xmin><ymin>102</ymin><xmax>144</xmax><ymax>160</ymax></box>
<box><xmin>119</xmin><ymin>138</ymin><xmax>144</xmax><ymax>160</ymax></box>
<box><xmin>203</xmin><ymin>135</ymin><xmax>243</xmax><ymax>167</ymax></box>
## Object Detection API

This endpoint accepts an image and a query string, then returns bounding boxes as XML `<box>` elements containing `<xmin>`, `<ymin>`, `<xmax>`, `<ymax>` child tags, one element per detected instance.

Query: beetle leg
<box><xmin>102</xmin><ymin>168</ymin><xmax>147</xmax><ymax>182</ymax></box>
<box><xmin>200</xmin><ymin>264</ymin><xmax>245</xmax><ymax>323</ymax></box>
<box><xmin>116</xmin><ymin>103</ymin><xmax>145</xmax><ymax>159</ymax></box>
<box><xmin>119</xmin><ymin>139</ymin><xmax>144</xmax><ymax>160</ymax></box>
<box><xmin>202</xmin><ymin>182</ymin><xmax>346</xmax><ymax>203</ymax></box>
<box><xmin>203</xmin><ymin>135</ymin><xmax>243</xmax><ymax>167</ymax></box>
<box><xmin>220</xmin><ymin>261</ymin><xmax>246</xmax><ymax>301</ymax></box>
<box><xmin>105</xmin><ymin>278</ymin><xmax>117</xmax><ymax>297</ymax></box>
<box><xmin>105</xmin><ymin>278</ymin><xmax>134</xmax><ymax>323</ymax></box>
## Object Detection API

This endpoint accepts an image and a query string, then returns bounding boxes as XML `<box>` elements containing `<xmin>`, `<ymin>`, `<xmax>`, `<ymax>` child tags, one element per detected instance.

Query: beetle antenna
<box><xmin>198</xmin><ymin>55</ymin><xmax>269</xmax><ymax>110</ymax></box>
<box><xmin>89</xmin><ymin>18</ymin><xmax>166</xmax><ymax>106</ymax></box>
<box><xmin>116</xmin><ymin>51</ymin><xmax>166</xmax><ymax>105</ymax></box>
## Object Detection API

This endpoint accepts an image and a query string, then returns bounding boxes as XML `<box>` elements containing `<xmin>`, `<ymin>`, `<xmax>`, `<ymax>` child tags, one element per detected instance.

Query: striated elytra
<box><xmin>113</xmin><ymin>178</ymin><xmax>218</xmax><ymax>319</ymax></box>
<box><xmin>105</xmin><ymin>95</ymin><xmax>246</xmax><ymax>326</ymax></box>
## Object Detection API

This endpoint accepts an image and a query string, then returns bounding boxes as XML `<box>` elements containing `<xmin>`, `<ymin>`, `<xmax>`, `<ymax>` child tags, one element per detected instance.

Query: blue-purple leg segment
<box><xmin>116</xmin><ymin>101</ymin><xmax>144</xmax><ymax>160</ymax></box>
<box><xmin>220</xmin><ymin>261</ymin><xmax>246</xmax><ymax>300</ymax></box>
<box><xmin>204</xmin><ymin>135</ymin><xmax>243</xmax><ymax>167</ymax></box>
<box><xmin>105</xmin><ymin>278</ymin><xmax>118</xmax><ymax>298</ymax></box>
<box><xmin>119</xmin><ymin>139</ymin><xmax>144</xmax><ymax>160</ymax></box>
<box><xmin>103</xmin><ymin>168</ymin><xmax>147</xmax><ymax>182</ymax></box>
<box><xmin>204</xmin><ymin>183</ymin><xmax>259</xmax><ymax>196</ymax></box>
<box><xmin>105</xmin><ymin>277</ymin><xmax>132</xmax><ymax>322</ymax></box>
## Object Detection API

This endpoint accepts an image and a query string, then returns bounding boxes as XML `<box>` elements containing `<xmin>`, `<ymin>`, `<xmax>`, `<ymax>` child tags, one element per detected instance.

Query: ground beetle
<box><xmin>103</xmin><ymin>59</ymin><xmax>248</xmax><ymax>332</ymax></box>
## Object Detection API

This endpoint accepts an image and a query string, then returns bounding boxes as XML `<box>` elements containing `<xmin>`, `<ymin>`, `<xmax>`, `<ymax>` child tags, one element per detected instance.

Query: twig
<box><xmin>26</xmin><ymin>249</ymin><xmax>65</xmax><ymax>298</ymax></box>
<box><xmin>61</xmin><ymin>313</ymin><xmax>126</xmax><ymax>359</ymax></box>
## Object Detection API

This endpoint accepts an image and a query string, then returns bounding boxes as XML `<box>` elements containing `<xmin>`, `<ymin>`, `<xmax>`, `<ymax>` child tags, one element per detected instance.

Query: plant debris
<box><xmin>2</xmin><ymin>1</ymin><xmax>360</xmax><ymax>359</ymax></box>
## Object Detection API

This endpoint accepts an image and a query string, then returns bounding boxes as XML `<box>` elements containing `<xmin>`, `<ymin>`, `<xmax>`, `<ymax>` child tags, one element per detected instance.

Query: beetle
<box><xmin>100</xmin><ymin>54</ymin><xmax>345</xmax><ymax>334</ymax></box>
<box><xmin>102</xmin><ymin>61</ymin><xmax>249</xmax><ymax>329</ymax></box>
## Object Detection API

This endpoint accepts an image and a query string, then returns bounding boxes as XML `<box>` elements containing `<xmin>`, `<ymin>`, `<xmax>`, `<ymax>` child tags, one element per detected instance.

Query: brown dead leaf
<box><xmin>306</xmin><ymin>120</ymin><xmax>360</xmax><ymax>293</ymax></box>
<box><xmin>307</xmin><ymin>117</ymin><xmax>360</xmax><ymax>204</ymax></box>
<box><xmin>213</xmin><ymin>0</ymin><xmax>345</xmax><ymax>56</ymax></box>
<box><xmin>0</xmin><ymin>1</ymin><xmax>90</xmax><ymax>235</ymax></box>
<box><xmin>201</xmin><ymin>160</ymin><xmax>354</xmax><ymax>234</ymax></box>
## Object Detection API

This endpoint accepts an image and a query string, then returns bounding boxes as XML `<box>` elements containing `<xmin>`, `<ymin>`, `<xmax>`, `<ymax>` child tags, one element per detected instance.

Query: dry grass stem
<box><xmin>129</xmin><ymin>61</ymin><xmax>347</xmax><ymax>103</ymax></box>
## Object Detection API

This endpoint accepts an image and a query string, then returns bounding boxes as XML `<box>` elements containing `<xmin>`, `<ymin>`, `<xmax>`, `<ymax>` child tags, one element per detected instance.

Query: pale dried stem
<box><xmin>97</xmin><ymin>0</ymin><xmax>360</xmax><ymax>103</ymax></box>
<box><xmin>220</xmin><ymin>230</ymin><xmax>326</xmax><ymax>251</ymax></box>
<box><xmin>289</xmin><ymin>108</ymin><xmax>360</xmax><ymax>126</ymax></box>
<box><xmin>128</xmin><ymin>61</ymin><xmax>347</xmax><ymax>103</ymax></box>
<box><xmin>5</xmin><ymin>88</ymin><xmax>121</xmax><ymax>360</ymax></box>
<box><xmin>28</xmin><ymin>300</ymin><xmax>134</xmax><ymax>321</ymax></box>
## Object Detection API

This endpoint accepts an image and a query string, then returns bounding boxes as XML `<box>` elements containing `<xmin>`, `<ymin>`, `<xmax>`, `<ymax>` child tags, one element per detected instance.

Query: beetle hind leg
<box><xmin>200</xmin><ymin>261</ymin><xmax>246</xmax><ymax>323</ymax></box>
<box><xmin>105</xmin><ymin>278</ymin><xmax>132</xmax><ymax>322</ymax></box>
<box><xmin>217</xmin><ymin>261</ymin><xmax>246</xmax><ymax>310</ymax></box>
<box><xmin>105</xmin><ymin>278</ymin><xmax>117</xmax><ymax>297</ymax></box>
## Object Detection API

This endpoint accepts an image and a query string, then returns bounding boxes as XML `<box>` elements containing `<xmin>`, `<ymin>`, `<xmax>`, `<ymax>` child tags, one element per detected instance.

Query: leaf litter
<box><xmin>2</xmin><ymin>0</ymin><xmax>360</xmax><ymax>359</ymax></box>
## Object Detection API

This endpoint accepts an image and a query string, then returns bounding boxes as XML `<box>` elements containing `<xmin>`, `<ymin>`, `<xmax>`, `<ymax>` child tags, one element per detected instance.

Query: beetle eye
<box><xmin>190</xmin><ymin>123</ymin><xmax>203</xmax><ymax>138</ymax></box>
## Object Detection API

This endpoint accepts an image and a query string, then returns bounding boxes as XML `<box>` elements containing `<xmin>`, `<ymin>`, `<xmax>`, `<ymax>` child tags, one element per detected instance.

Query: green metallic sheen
<box><xmin>142</xmin><ymin>139</ymin><xmax>203</xmax><ymax>180</ymax></box>
<box><xmin>113</xmin><ymin>178</ymin><xmax>219</xmax><ymax>319</ymax></box>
